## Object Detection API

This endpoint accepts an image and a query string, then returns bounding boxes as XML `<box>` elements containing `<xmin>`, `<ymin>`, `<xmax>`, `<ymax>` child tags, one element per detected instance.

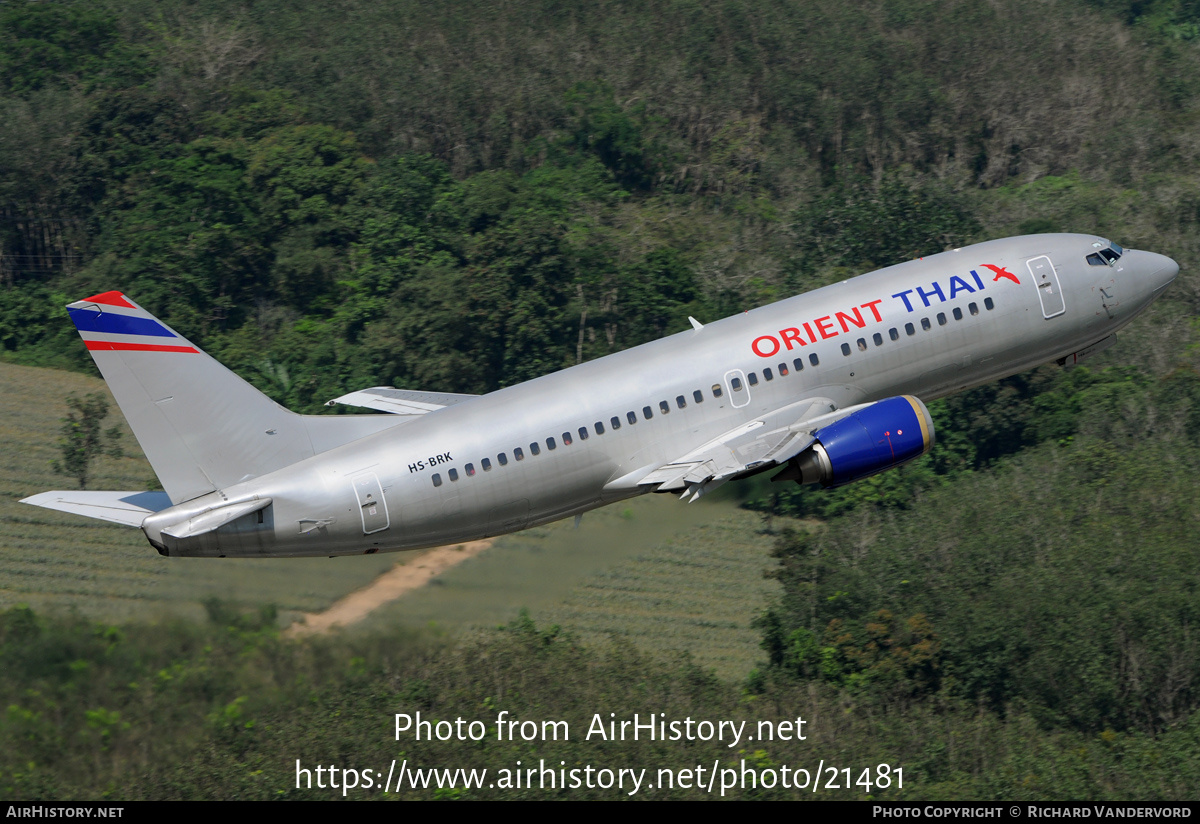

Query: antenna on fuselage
<box><xmin>688</xmin><ymin>316</ymin><xmax>704</xmax><ymax>332</ymax></box>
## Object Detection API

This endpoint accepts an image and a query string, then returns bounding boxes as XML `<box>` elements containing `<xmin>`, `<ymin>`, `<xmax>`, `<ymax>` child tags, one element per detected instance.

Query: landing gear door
<box><xmin>352</xmin><ymin>472</ymin><xmax>390</xmax><ymax>534</ymax></box>
<box><xmin>1027</xmin><ymin>255</ymin><xmax>1066</xmax><ymax>319</ymax></box>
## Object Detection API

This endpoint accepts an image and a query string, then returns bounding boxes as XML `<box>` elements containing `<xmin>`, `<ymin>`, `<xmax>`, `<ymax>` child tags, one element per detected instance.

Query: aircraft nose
<box><xmin>1140</xmin><ymin>250</ymin><xmax>1179</xmax><ymax>291</ymax></box>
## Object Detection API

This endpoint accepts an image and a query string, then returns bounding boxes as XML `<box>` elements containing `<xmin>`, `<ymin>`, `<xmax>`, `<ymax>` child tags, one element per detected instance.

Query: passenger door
<box><xmin>1027</xmin><ymin>255</ymin><xmax>1066</xmax><ymax>319</ymax></box>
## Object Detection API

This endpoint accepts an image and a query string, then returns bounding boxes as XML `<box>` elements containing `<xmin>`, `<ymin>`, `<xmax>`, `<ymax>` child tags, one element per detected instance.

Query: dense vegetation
<box><xmin>5</xmin><ymin>0</ymin><xmax>1199</xmax><ymax>405</ymax></box>
<box><xmin>4</xmin><ymin>0</ymin><xmax>1200</xmax><ymax>800</ymax></box>
<box><xmin>5</xmin><ymin>604</ymin><xmax>1200</xmax><ymax>800</ymax></box>
<box><xmin>757</xmin><ymin>372</ymin><xmax>1200</xmax><ymax>729</ymax></box>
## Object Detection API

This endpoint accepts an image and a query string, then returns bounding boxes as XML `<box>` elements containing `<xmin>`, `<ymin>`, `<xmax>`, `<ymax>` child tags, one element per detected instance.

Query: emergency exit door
<box><xmin>352</xmin><ymin>472</ymin><xmax>390</xmax><ymax>534</ymax></box>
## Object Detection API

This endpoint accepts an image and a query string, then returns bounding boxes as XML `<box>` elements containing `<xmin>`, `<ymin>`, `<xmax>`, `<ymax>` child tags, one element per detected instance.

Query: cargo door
<box><xmin>487</xmin><ymin>498</ymin><xmax>530</xmax><ymax>536</ymax></box>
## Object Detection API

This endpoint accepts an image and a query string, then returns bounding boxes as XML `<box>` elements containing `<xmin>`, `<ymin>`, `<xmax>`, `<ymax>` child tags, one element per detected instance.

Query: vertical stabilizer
<box><xmin>66</xmin><ymin>291</ymin><xmax>397</xmax><ymax>504</ymax></box>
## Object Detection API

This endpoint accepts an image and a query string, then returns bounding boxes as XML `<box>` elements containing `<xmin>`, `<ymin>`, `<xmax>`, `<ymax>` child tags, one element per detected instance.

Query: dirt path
<box><xmin>285</xmin><ymin>539</ymin><xmax>493</xmax><ymax>636</ymax></box>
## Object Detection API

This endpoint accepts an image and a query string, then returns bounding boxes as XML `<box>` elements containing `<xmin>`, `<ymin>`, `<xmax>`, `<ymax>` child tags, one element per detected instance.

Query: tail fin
<box><xmin>66</xmin><ymin>291</ymin><xmax>401</xmax><ymax>504</ymax></box>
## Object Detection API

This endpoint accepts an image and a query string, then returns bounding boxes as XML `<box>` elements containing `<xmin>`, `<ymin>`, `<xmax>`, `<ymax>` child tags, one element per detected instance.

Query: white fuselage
<box><xmin>142</xmin><ymin>233</ymin><xmax>1177</xmax><ymax>557</ymax></box>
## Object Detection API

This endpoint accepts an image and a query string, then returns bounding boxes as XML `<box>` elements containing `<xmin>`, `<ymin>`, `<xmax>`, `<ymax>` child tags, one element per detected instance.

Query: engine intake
<box><xmin>774</xmin><ymin>395</ymin><xmax>935</xmax><ymax>487</ymax></box>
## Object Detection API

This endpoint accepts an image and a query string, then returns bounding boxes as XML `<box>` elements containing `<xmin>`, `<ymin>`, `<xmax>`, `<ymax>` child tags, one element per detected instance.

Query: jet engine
<box><xmin>773</xmin><ymin>395</ymin><xmax>935</xmax><ymax>488</ymax></box>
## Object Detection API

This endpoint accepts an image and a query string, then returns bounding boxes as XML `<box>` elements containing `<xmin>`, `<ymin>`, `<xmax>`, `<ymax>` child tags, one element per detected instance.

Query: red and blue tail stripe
<box><xmin>66</xmin><ymin>291</ymin><xmax>199</xmax><ymax>354</ymax></box>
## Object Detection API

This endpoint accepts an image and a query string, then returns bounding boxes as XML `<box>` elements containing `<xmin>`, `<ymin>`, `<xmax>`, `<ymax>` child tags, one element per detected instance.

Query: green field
<box><xmin>362</xmin><ymin>496</ymin><xmax>779</xmax><ymax>677</ymax></box>
<box><xmin>0</xmin><ymin>360</ymin><xmax>778</xmax><ymax>676</ymax></box>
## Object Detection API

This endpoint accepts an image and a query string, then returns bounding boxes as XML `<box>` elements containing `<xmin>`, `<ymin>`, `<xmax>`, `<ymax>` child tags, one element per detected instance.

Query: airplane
<box><xmin>21</xmin><ymin>233</ymin><xmax>1177</xmax><ymax>558</ymax></box>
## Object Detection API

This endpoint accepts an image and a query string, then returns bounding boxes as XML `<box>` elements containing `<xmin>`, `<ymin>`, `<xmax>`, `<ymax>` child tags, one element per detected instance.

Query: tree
<box><xmin>51</xmin><ymin>393</ymin><xmax>121</xmax><ymax>489</ymax></box>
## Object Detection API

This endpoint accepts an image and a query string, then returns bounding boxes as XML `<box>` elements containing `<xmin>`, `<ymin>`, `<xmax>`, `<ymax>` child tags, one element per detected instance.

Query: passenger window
<box><xmin>763</xmin><ymin>368</ymin><xmax>773</xmax><ymax>382</ymax></box>
<box><xmin>449</xmin><ymin>468</ymin><xmax>459</xmax><ymax>482</ymax></box>
<box><xmin>693</xmin><ymin>390</ymin><xmax>704</xmax><ymax>403</ymax></box>
<box><xmin>921</xmin><ymin>317</ymin><xmax>931</xmax><ymax>330</ymax></box>
<box><xmin>841</xmin><ymin>342</ymin><xmax>852</xmax><ymax>356</ymax></box>
<box><xmin>465</xmin><ymin>463</ymin><xmax>475</xmax><ymax>476</ymax></box>
<box><xmin>432</xmin><ymin>473</ymin><xmax>442</xmax><ymax>487</ymax></box>
<box><xmin>562</xmin><ymin>431</ymin><xmax>572</xmax><ymax>445</ymax></box>
<box><xmin>676</xmin><ymin>394</ymin><xmax>687</xmax><ymax>408</ymax></box>
<box><xmin>809</xmin><ymin>353</ymin><xmax>819</xmax><ymax>366</ymax></box>
<box><xmin>969</xmin><ymin>302</ymin><xmax>979</xmax><ymax>316</ymax></box>
<box><xmin>530</xmin><ymin>442</ymin><xmax>541</xmax><ymax>455</ymax></box>
<box><xmin>778</xmin><ymin>362</ymin><xmax>789</xmax><ymax>376</ymax></box>
<box><xmin>953</xmin><ymin>307</ymin><xmax>963</xmax><ymax>321</ymax></box>
<box><xmin>660</xmin><ymin>400</ymin><xmax>670</xmax><ymax>414</ymax></box>
<box><xmin>627</xmin><ymin>411</ymin><xmax>637</xmax><ymax>424</ymax></box>
<box><xmin>889</xmin><ymin>328</ymin><xmax>899</xmax><ymax>341</ymax></box>
<box><xmin>747</xmin><ymin>372</ymin><xmax>758</xmax><ymax>386</ymax></box>
<box><xmin>499</xmin><ymin>452</ymin><xmax>508</xmax><ymax>466</ymax></box>
<box><xmin>712</xmin><ymin>384</ymin><xmax>723</xmax><ymax>398</ymax></box>
<box><xmin>482</xmin><ymin>458</ymin><xmax>492</xmax><ymax>471</ymax></box>
<box><xmin>856</xmin><ymin>338</ymin><xmax>866</xmax><ymax>351</ymax></box>
<box><xmin>985</xmin><ymin>297</ymin><xmax>995</xmax><ymax>310</ymax></box>
<box><xmin>937</xmin><ymin>313</ymin><xmax>947</xmax><ymax>326</ymax></box>
<box><xmin>546</xmin><ymin>437</ymin><xmax>556</xmax><ymax>450</ymax></box>
<box><xmin>514</xmin><ymin>447</ymin><xmax>524</xmax><ymax>461</ymax></box>
<box><xmin>578</xmin><ymin>427</ymin><xmax>589</xmax><ymax>441</ymax></box>
<box><xmin>905</xmin><ymin>322</ymin><xmax>915</xmax><ymax>336</ymax></box>
<box><xmin>611</xmin><ymin>416</ymin><xmax>621</xmax><ymax>430</ymax></box>
<box><xmin>643</xmin><ymin>405</ymin><xmax>653</xmax><ymax>419</ymax></box>
<box><xmin>793</xmin><ymin>358</ymin><xmax>804</xmax><ymax>372</ymax></box>
<box><xmin>731</xmin><ymin>377</ymin><xmax>743</xmax><ymax>391</ymax></box>
<box><xmin>873</xmin><ymin>332</ymin><xmax>883</xmax><ymax>346</ymax></box>
<box><xmin>595</xmin><ymin>421</ymin><xmax>605</xmax><ymax>434</ymax></box>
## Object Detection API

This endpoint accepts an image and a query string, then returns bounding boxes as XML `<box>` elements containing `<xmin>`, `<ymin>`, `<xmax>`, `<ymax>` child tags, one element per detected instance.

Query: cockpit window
<box><xmin>1087</xmin><ymin>244</ymin><xmax>1123</xmax><ymax>265</ymax></box>
<box><xmin>1090</xmin><ymin>239</ymin><xmax>1125</xmax><ymax>265</ymax></box>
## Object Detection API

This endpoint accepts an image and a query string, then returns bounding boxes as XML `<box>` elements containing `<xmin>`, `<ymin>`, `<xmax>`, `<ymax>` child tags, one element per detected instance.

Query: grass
<box><xmin>360</xmin><ymin>493</ymin><xmax>780</xmax><ymax>678</ymax></box>
<box><xmin>539</xmin><ymin>510</ymin><xmax>780</xmax><ymax>678</ymax></box>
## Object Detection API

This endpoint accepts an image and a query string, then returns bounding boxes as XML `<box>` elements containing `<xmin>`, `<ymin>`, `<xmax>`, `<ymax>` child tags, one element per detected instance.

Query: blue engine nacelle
<box><xmin>775</xmin><ymin>395</ymin><xmax>936</xmax><ymax>488</ymax></box>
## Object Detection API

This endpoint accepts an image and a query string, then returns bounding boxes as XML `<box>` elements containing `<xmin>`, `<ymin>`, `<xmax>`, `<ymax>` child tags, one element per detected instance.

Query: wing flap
<box><xmin>639</xmin><ymin>461</ymin><xmax>711</xmax><ymax>490</ymax></box>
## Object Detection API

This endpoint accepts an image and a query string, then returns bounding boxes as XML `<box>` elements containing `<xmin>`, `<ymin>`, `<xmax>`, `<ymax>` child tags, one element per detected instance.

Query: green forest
<box><xmin>3</xmin><ymin>0</ymin><xmax>1200</xmax><ymax>800</ymax></box>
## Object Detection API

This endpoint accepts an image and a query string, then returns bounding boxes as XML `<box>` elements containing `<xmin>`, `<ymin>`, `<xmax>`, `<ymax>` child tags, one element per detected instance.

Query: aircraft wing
<box><xmin>325</xmin><ymin>387</ymin><xmax>480</xmax><ymax>416</ymax></box>
<box><xmin>609</xmin><ymin>397</ymin><xmax>874</xmax><ymax>500</ymax></box>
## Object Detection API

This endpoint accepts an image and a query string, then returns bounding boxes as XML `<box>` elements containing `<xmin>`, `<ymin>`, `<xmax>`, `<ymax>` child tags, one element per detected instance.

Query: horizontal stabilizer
<box><xmin>326</xmin><ymin>387</ymin><xmax>479</xmax><ymax>415</ymax></box>
<box><xmin>160</xmin><ymin>497</ymin><xmax>272</xmax><ymax>540</ymax></box>
<box><xmin>20</xmin><ymin>490</ymin><xmax>173</xmax><ymax>527</ymax></box>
